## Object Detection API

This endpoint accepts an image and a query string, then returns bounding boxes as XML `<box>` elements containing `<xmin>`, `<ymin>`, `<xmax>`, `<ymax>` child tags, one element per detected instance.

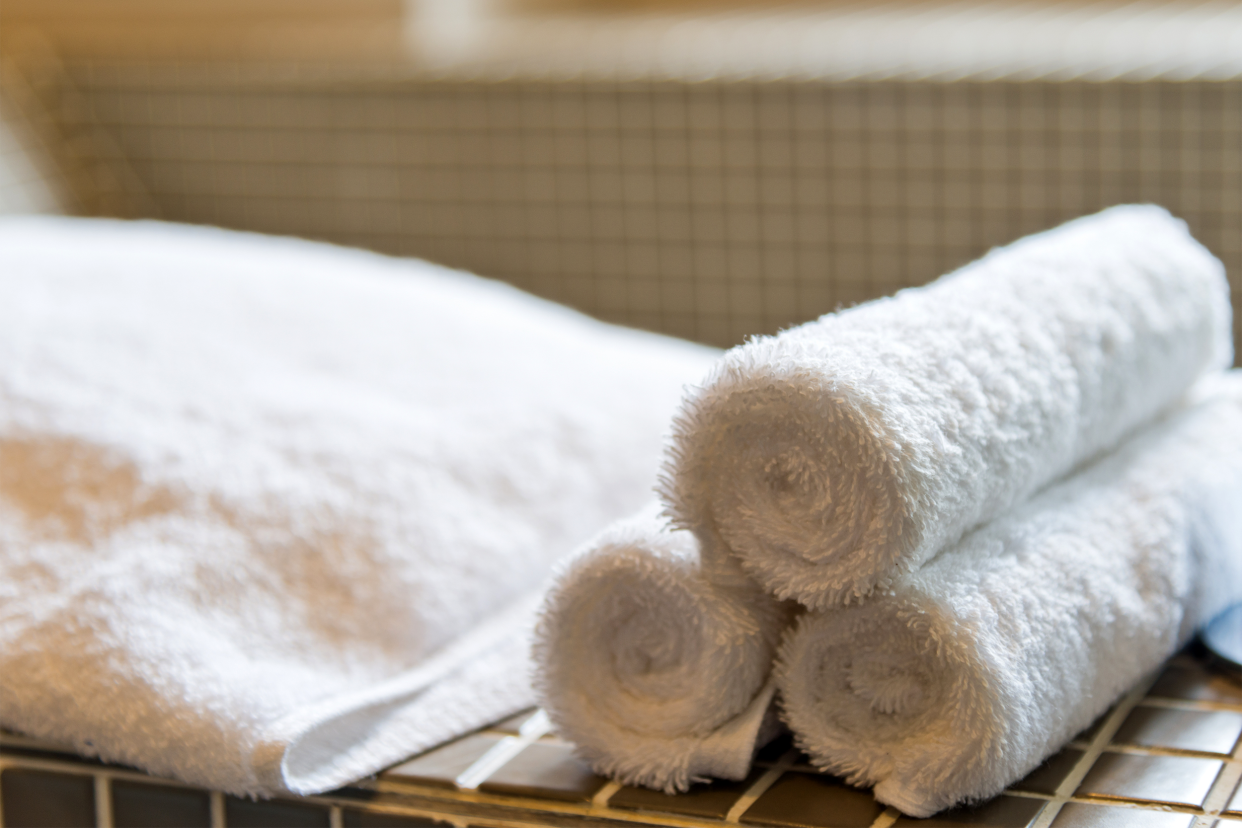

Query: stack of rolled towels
<box><xmin>533</xmin><ymin>204</ymin><xmax>1242</xmax><ymax>816</ymax></box>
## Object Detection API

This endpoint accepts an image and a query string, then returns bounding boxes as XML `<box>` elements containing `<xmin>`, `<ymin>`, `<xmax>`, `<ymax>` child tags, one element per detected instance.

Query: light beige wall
<box><xmin>0</xmin><ymin>0</ymin><xmax>408</xmax><ymax>62</ymax></box>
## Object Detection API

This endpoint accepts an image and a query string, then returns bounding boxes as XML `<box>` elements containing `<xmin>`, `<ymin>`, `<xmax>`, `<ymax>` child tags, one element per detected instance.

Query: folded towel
<box><xmin>777</xmin><ymin>372</ymin><xmax>1242</xmax><ymax>817</ymax></box>
<box><xmin>662</xmin><ymin>205</ymin><xmax>1233</xmax><ymax>608</ymax></box>
<box><xmin>533</xmin><ymin>503</ymin><xmax>790</xmax><ymax>793</ymax></box>
<box><xmin>0</xmin><ymin>217</ymin><xmax>719</xmax><ymax>797</ymax></box>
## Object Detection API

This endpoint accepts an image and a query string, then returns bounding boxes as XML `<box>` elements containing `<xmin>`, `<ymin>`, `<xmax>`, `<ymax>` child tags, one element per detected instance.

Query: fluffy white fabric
<box><xmin>533</xmin><ymin>503</ymin><xmax>790</xmax><ymax>793</ymax></box>
<box><xmin>0</xmin><ymin>217</ymin><xmax>719</xmax><ymax>797</ymax></box>
<box><xmin>777</xmin><ymin>373</ymin><xmax>1242</xmax><ymax>817</ymax></box>
<box><xmin>662</xmin><ymin>205</ymin><xmax>1232</xmax><ymax>609</ymax></box>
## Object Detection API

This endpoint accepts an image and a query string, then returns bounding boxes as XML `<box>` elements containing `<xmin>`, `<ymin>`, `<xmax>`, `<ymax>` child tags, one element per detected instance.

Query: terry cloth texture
<box><xmin>0</xmin><ymin>216</ymin><xmax>719</xmax><ymax>798</ymax></box>
<box><xmin>533</xmin><ymin>502</ymin><xmax>791</xmax><ymax>793</ymax></box>
<box><xmin>777</xmin><ymin>373</ymin><xmax>1242</xmax><ymax>817</ymax></box>
<box><xmin>662</xmin><ymin>204</ymin><xmax>1233</xmax><ymax>609</ymax></box>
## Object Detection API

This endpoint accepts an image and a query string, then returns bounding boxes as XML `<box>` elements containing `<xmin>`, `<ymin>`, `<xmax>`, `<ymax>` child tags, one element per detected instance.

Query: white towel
<box><xmin>777</xmin><ymin>372</ymin><xmax>1242</xmax><ymax>817</ymax></box>
<box><xmin>662</xmin><ymin>205</ymin><xmax>1232</xmax><ymax>608</ymax></box>
<box><xmin>0</xmin><ymin>217</ymin><xmax>719</xmax><ymax>797</ymax></box>
<box><xmin>533</xmin><ymin>503</ymin><xmax>790</xmax><ymax>793</ymax></box>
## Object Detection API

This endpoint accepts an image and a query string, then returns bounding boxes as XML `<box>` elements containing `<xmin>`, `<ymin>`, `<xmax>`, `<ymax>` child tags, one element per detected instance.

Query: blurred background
<box><xmin>1</xmin><ymin>0</ymin><xmax>1239</xmax><ymax>351</ymax></box>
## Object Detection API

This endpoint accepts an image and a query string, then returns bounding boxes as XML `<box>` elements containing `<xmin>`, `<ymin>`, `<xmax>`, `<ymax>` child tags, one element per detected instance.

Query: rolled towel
<box><xmin>777</xmin><ymin>372</ymin><xmax>1242</xmax><ymax>817</ymax></box>
<box><xmin>662</xmin><ymin>205</ymin><xmax>1233</xmax><ymax>608</ymax></box>
<box><xmin>533</xmin><ymin>503</ymin><xmax>791</xmax><ymax>793</ymax></box>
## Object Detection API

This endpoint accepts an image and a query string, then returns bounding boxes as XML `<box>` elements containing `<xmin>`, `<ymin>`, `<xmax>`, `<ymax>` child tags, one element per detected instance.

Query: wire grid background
<box><xmin>20</xmin><ymin>64</ymin><xmax>1241</xmax><ymax>351</ymax></box>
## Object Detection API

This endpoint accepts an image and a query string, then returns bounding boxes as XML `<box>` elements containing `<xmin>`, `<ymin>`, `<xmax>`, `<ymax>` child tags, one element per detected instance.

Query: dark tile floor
<box><xmin>3</xmin><ymin>652</ymin><xmax>1240</xmax><ymax>828</ymax></box>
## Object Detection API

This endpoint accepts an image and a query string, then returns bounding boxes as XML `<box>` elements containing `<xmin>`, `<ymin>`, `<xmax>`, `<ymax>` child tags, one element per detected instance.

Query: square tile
<box><xmin>111</xmin><ymin>780</ymin><xmax>211</xmax><ymax>828</ymax></box>
<box><xmin>1050</xmin><ymin>802</ymin><xmax>1195</xmax><ymax>827</ymax></box>
<box><xmin>478</xmin><ymin>741</ymin><xmax>606</xmax><ymax>802</ymax></box>
<box><xmin>1113</xmin><ymin>706</ymin><xmax>1242</xmax><ymax>755</ymax></box>
<box><xmin>1010</xmin><ymin>748</ymin><xmax>1085</xmax><ymax>796</ymax></box>
<box><xmin>890</xmin><ymin>795</ymin><xmax>1045</xmax><ymax>827</ymax></box>
<box><xmin>224</xmin><ymin>796</ymin><xmax>331</xmax><ymax>828</ymax></box>
<box><xmin>609</xmin><ymin>771</ymin><xmax>761</xmax><ymax>819</ymax></box>
<box><xmin>1075</xmin><ymin>752</ymin><xmax>1222</xmax><ymax>808</ymax></box>
<box><xmin>1148</xmin><ymin>662</ymin><xmax>1242</xmax><ymax>705</ymax></box>
<box><xmin>0</xmin><ymin>768</ymin><xmax>96</xmax><ymax>828</ymax></box>
<box><xmin>740</xmin><ymin>772</ymin><xmax>884</xmax><ymax>828</ymax></box>
<box><xmin>1225</xmin><ymin>776</ymin><xmax>1242</xmax><ymax>817</ymax></box>
<box><xmin>341</xmin><ymin>809</ymin><xmax>448</xmax><ymax>827</ymax></box>
<box><xmin>382</xmin><ymin>733</ymin><xmax>503</xmax><ymax>788</ymax></box>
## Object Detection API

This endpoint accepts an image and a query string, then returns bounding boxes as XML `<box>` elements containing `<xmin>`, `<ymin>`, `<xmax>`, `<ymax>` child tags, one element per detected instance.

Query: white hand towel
<box><xmin>777</xmin><ymin>372</ymin><xmax>1242</xmax><ymax>817</ymax></box>
<box><xmin>662</xmin><ymin>205</ymin><xmax>1232</xmax><ymax>608</ymax></box>
<box><xmin>0</xmin><ymin>216</ymin><xmax>719</xmax><ymax>797</ymax></box>
<box><xmin>533</xmin><ymin>503</ymin><xmax>790</xmax><ymax>793</ymax></box>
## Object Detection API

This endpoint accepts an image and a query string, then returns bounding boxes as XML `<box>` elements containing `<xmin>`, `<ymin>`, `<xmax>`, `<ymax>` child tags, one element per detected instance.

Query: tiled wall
<box><xmin>21</xmin><ymin>64</ymin><xmax>1242</xmax><ymax>352</ymax></box>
